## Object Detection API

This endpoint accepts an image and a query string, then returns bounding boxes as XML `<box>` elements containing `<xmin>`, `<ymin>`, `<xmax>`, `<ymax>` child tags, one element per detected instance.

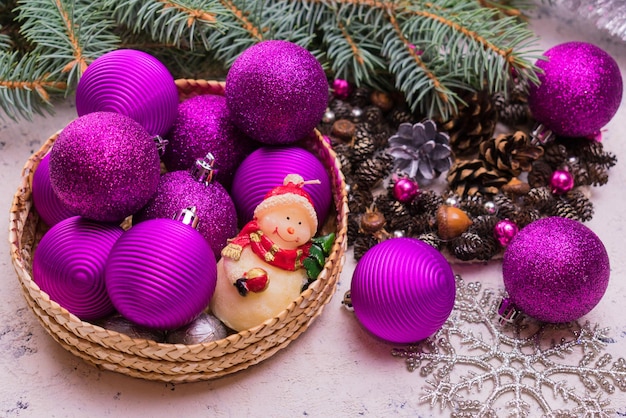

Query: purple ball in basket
<box><xmin>231</xmin><ymin>146</ymin><xmax>332</xmax><ymax>226</ymax></box>
<box><xmin>32</xmin><ymin>216</ymin><xmax>123</xmax><ymax>321</ymax></box>
<box><xmin>32</xmin><ymin>153</ymin><xmax>77</xmax><ymax>226</ymax></box>
<box><xmin>49</xmin><ymin>111</ymin><xmax>161</xmax><ymax>223</ymax></box>
<box><xmin>105</xmin><ymin>216</ymin><xmax>217</xmax><ymax>330</ymax></box>
<box><xmin>76</xmin><ymin>49</ymin><xmax>179</xmax><ymax>137</ymax></box>
<box><xmin>133</xmin><ymin>159</ymin><xmax>238</xmax><ymax>259</ymax></box>
<box><xmin>350</xmin><ymin>238</ymin><xmax>456</xmax><ymax>344</ymax></box>
<box><xmin>225</xmin><ymin>40</ymin><xmax>328</xmax><ymax>145</ymax></box>
<box><xmin>502</xmin><ymin>217</ymin><xmax>610</xmax><ymax>323</ymax></box>
<box><xmin>162</xmin><ymin>94</ymin><xmax>257</xmax><ymax>189</ymax></box>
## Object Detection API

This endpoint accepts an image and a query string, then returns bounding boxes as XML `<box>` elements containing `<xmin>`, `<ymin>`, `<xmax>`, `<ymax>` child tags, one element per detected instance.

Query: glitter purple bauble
<box><xmin>350</xmin><ymin>238</ymin><xmax>456</xmax><ymax>344</ymax></box>
<box><xmin>502</xmin><ymin>217</ymin><xmax>610</xmax><ymax>323</ymax></box>
<box><xmin>528</xmin><ymin>42</ymin><xmax>623</xmax><ymax>137</ymax></box>
<box><xmin>231</xmin><ymin>146</ymin><xmax>332</xmax><ymax>225</ymax></box>
<box><xmin>105</xmin><ymin>218</ymin><xmax>217</xmax><ymax>330</ymax></box>
<box><xmin>49</xmin><ymin>112</ymin><xmax>161</xmax><ymax>223</ymax></box>
<box><xmin>76</xmin><ymin>49</ymin><xmax>178</xmax><ymax>137</ymax></box>
<box><xmin>32</xmin><ymin>153</ymin><xmax>77</xmax><ymax>226</ymax></box>
<box><xmin>133</xmin><ymin>170</ymin><xmax>238</xmax><ymax>259</ymax></box>
<box><xmin>32</xmin><ymin>216</ymin><xmax>123</xmax><ymax>321</ymax></box>
<box><xmin>225</xmin><ymin>40</ymin><xmax>328</xmax><ymax>145</ymax></box>
<box><xmin>162</xmin><ymin>94</ymin><xmax>257</xmax><ymax>189</ymax></box>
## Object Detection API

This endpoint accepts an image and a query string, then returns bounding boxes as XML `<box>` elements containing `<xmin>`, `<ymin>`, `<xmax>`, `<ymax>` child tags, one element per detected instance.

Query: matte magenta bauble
<box><xmin>528</xmin><ymin>42</ymin><xmax>623</xmax><ymax>137</ymax></box>
<box><xmin>350</xmin><ymin>237</ymin><xmax>456</xmax><ymax>344</ymax></box>
<box><xmin>105</xmin><ymin>218</ymin><xmax>217</xmax><ymax>330</ymax></box>
<box><xmin>133</xmin><ymin>169</ymin><xmax>238</xmax><ymax>259</ymax></box>
<box><xmin>32</xmin><ymin>216</ymin><xmax>123</xmax><ymax>321</ymax></box>
<box><xmin>502</xmin><ymin>217</ymin><xmax>610</xmax><ymax>323</ymax></box>
<box><xmin>49</xmin><ymin>112</ymin><xmax>161</xmax><ymax>223</ymax></box>
<box><xmin>32</xmin><ymin>153</ymin><xmax>77</xmax><ymax>226</ymax></box>
<box><xmin>162</xmin><ymin>94</ymin><xmax>257</xmax><ymax>189</ymax></box>
<box><xmin>76</xmin><ymin>49</ymin><xmax>178</xmax><ymax>137</ymax></box>
<box><xmin>225</xmin><ymin>40</ymin><xmax>328</xmax><ymax>145</ymax></box>
<box><xmin>231</xmin><ymin>146</ymin><xmax>332</xmax><ymax>226</ymax></box>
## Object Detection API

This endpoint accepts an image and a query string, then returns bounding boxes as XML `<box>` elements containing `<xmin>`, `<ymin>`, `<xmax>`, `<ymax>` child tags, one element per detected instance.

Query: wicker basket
<box><xmin>8</xmin><ymin>79</ymin><xmax>348</xmax><ymax>382</ymax></box>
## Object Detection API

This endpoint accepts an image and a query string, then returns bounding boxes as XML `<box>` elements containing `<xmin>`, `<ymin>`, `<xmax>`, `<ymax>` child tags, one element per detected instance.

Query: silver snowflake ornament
<box><xmin>388</xmin><ymin>120</ymin><xmax>453</xmax><ymax>181</ymax></box>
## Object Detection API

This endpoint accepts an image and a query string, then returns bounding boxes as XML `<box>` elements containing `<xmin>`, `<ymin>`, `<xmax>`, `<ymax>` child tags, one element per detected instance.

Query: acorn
<box><xmin>370</xmin><ymin>90</ymin><xmax>394</xmax><ymax>112</ymax></box>
<box><xmin>501</xmin><ymin>177</ymin><xmax>531</xmax><ymax>196</ymax></box>
<box><xmin>360</xmin><ymin>210</ymin><xmax>386</xmax><ymax>234</ymax></box>
<box><xmin>436</xmin><ymin>205</ymin><xmax>472</xmax><ymax>240</ymax></box>
<box><xmin>332</xmin><ymin>119</ymin><xmax>356</xmax><ymax>142</ymax></box>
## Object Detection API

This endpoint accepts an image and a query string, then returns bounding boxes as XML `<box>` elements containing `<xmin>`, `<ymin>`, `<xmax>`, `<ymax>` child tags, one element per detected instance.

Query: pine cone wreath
<box><xmin>479</xmin><ymin>131</ymin><xmax>543</xmax><ymax>176</ymax></box>
<box><xmin>438</xmin><ymin>90</ymin><xmax>497</xmax><ymax>156</ymax></box>
<box><xmin>447</xmin><ymin>159</ymin><xmax>510</xmax><ymax>197</ymax></box>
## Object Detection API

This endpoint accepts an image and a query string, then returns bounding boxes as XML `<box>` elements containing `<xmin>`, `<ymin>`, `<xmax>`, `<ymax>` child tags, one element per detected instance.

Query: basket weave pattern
<box><xmin>9</xmin><ymin>79</ymin><xmax>348</xmax><ymax>382</ymax></box>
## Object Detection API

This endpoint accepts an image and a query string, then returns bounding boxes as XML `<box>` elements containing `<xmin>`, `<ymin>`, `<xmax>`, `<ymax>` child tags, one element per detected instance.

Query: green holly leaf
<box><xmin>312</xmin><ymin>232</ymin><xmax>335</xmax><ymax>255</ymax></box>
<box><xmin>304</xmin><ymin>256</ymin><xmax>322</xmax><ymax>281</ymax></box>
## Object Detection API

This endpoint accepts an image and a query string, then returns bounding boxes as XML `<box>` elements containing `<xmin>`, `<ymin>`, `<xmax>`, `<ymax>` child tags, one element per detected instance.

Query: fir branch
<box><xmin>16</xmin><ymin>0</ymin><xmax>119</xmax><ymax>88</ymax></box>
<box><xmin>0</xmin><ymin>50</ymin><xmax>66</xmax><ymax>120</ymax></box>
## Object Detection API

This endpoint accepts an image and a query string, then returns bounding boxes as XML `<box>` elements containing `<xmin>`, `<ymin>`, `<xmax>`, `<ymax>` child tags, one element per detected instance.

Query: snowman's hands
<box><xmin>234</xmin><ymin>268</ymin><xmax>269</xmax><ymax>296</ymax></box>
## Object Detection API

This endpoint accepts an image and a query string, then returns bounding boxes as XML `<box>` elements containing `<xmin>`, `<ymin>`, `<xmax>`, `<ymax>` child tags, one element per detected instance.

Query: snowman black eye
<box><xmin>286</xmin><ymin>216</ymin><xmax>290</xmax><ymax>220</ymax></box>
<box><xmin>298</xmin><ymin>221</ymin><xmax>302</xmax><ymax>225</ymax></box>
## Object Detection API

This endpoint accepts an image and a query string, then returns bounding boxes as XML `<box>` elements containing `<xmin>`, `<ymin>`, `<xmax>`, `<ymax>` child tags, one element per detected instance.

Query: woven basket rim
<box><xmin>9</xmin><ymin>78</ymin><xmax>349</xmax><ymax>380</ymax></box>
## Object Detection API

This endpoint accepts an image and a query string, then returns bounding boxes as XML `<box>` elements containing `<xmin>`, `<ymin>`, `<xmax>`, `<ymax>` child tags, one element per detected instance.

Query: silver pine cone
<box><xmin>387</xmin><ymin>120</ymin><xmax>452</xmax><ymax>182</ymax></box>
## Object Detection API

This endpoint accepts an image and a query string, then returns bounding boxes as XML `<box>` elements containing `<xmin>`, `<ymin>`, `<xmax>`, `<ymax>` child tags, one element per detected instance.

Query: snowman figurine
<box><xmin>210</xmin><ymin>174</ymin><xmax>320</xmax><ymax>331</ymax></box>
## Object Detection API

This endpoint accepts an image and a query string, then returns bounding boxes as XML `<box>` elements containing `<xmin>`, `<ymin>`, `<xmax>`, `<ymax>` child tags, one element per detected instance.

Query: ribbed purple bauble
<box><xmin>49</xmin><ymin>112</ymin><xmax>161</xmax><ymax>223</ymax></box>
<box><xmin>133</xmin><ymin>159</ymin><xmax>238</xmax><ymax>259</ymax></box>
<box><xmin>225</xmin><ymin>40</ymin><xmax>328</xmax><ymax>145</ymax></box>
<box><xmin>528</xmin><ymin>42</ymin><xmax>623</xmax><ymax>137</ymax></box>
<box><xmin>231</xmin><ymin>146</ymin><xmax>332</xmax><ymax>225</ymax></box>
<box><xmin>32</xmin><ymin>153</ymin><xmax>77</xmax><ymax>226</ymax></box>
<box><xmin>162</xmin><ymin>94</ymin><xmax>257</xmax><ymax>189</ymax></box>
<box><xmin>32</xmin><ymin>216</ymin><xmax>123</xmax><ymax>321</ymax></box>
<box><xmin>76</xmin><ymin>49</ymin><xmax>178</xmax><ymax>137</ymax></box>
<box><xmin>502</xmin><ymin>217</ymin><xmax>610</xmax><ymax>323</ymax></box>
<box><xmin>350</xmin><ymin>238</ymin><xmax>456</xmax><ymax>344</ymax></box>
<box><xmin>105</xmin><ymin>217</ymin><xmax>217</xmax><ymax>330</ymax></box>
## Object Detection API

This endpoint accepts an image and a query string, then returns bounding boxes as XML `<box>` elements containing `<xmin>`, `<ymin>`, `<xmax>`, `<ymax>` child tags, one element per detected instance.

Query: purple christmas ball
<box><xmin>49</xmin><ymin>112</ymin><xmax>161</xmax><ymax>223</ymax></box>
<box><xmin>528</xmin><ymin>42</ymin><xmax>623</xmax><ymax>137</ymax></box>
<box><xmin>350</xmin><ymin>237</ymin><xmax>456</xmax><ymax>344</ymax></box>
<box><xmin>105</xmin><ymin>218</ymin><xmax>217</xmax><ymax>330</ymax></box>
<box><xmin>76</xmin><ymin>49</ymin><xmax>179</xmax><ymax>137</ymax></box>
<box><xmin>133</xmin><ymin>169</ymin><xmax>238</xmax><ymax>259</ymax></box>
<box><xmin>162</xmin><ymin>94</ymin><xmax>257</xmax><ymax>189</ymax></box>
<box><xmin>32</xmin><ymin>153</ymin><xmax>77</xmax><ymax>226</ymax></box>
<box><xmin>231</xmin><ymin>146</ymin><xmax>332</xmax><ymax>226</ymax></box>
<box><xmin>503</xmin><ymin>217</ymin><xmax>610</xmax><ymax>323</ymax></box>
<box><xmin>32</xmin><ymin>216</ymin><xmax>123</xmax><ymax>321</ymax></box>
<box><xmin>225</xmin><ymin>40</ymin><xmax>328</xmax><ymax>145</ymax></box>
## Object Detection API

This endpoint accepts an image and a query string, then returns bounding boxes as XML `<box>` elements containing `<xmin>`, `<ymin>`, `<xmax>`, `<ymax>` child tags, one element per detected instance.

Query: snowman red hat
<box><xmin>254</xmin><ymin>174</ymin><xmax>319</xmax><ymax>235</ymax></box>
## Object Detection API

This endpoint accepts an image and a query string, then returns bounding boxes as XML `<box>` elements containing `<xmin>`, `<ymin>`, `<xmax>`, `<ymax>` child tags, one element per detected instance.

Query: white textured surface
<box><xmin>2</xmin><ymin>9</ymin><xmax>626</xmax><ymax>417</ymax></box>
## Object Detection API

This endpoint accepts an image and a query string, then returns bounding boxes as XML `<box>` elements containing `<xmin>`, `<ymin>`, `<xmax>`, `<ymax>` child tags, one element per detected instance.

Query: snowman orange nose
<box><xmin>287</xmin><ymin>227</ymin><xmax>295</xmax><ymax>234</ymax></box>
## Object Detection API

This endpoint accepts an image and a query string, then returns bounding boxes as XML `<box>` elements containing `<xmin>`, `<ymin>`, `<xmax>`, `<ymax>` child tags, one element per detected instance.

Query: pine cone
<box><xmin>375</xmin><ymin>195</ymin><xmax>411</xmax><ymax>232</ymax></box>
<box><xmin>447</xmin><ymin>159</ymin><xmax>510</xmax><ymax>196</ymax></box>
<box><xmin>564</xmin><ymin>189</ymin><xmax>594</xmax><ymax>221</ymax></box>
<box><xmin>418</xmin><ymin>232</ymin><xmax>442</xmax><ymax>250</ymax></box>
<box><xmin>353</xmin><ymin>156</ymin><xmax>390</xmax><ymax>189</ymax></box>
<box><xmin>527</xmin><ymin>160</ymin><xmax>554</xmax><ymax>188</ymax></box>
<box><xmin>409</xmin><ymin>190</ymin><xmax>443</xmax><ymax>216</ymax></box>
<box><xmin>493</xmin><ymin>77</ymin><xmax>530</xmax><ymax>126</ymax></box>
<box><xmin>524</xmin><ymin>187</ymin><xmax>555</xmax><ymax>211</ymax></box>
<box><xmin>492</xmin><ymin>193</ymin><xmax>519</xmax><ymax>221</ymax></box>
<box><xmin>568</xmin><ymin>137</ymin><xmax>617</xmax><ymax>169</ymax></box>
<box><xmin>330</xmin><ymin>99</ymin><xmax>352</xmax><ymax>120</ymax></box>
<box><xmin>458</xmin><ymin>195</ymin><xmax>489</xmax><ymax>217</ymax></box>
<box><xmin>347</xmin><ymin>186</ymin><xmax>373</xmax><ymax>213</ymax></box>
<box><xmin>479</xmin><ymin>131</ymin><xmax>543</xmax><ymax>176</ymax></box>
<box><xmin>363</xmin><ymin>105</ymin><xmax>384</xmax><ymax>126</ymax></box>
<box><xmin>411</xmin><ymin>215</ymin><xmax>433</xmax><ymax>235</ymax></box>
<box><xmin>347</xmin><ymin>213</ymin><xmax>361</xmax><ymax>245</ymax></box>
<box><xmin>333</xmin><ymin>142</ymin><xmax>353</xmax><ymax>175</ymax></box>
<box><xmin>552</xmin><ymin>200</ymin><xmax>581</xmax><ymax>221</ymax></box>
<box><xmin>387</xmin><ymin>108</ymin><xmax>414</xmax><ymax>127</ymax></box>
<box><xmin>352</xmin><ymin>124</ymin><xmax>376</xmax><ymax>163</ymax></box>
<box><xmin>439</xmin><ymin>90</ymin><xmax>497</xmax><ymax>157</ymax></box>
<box><xmin>350</xmin><ymin>86</ymin><xmax>372</xmax><ymax>108</ymax></box>
<box><xmin>449</xmin><ymin>232</ymin><xmax>497</xmax><ymax>261</ymax></box>
<box><xmin>542</xmin><ymin>141</ymin><xmax>568</xmax><ymax>167</ymax></box>
<box><xmin>353</xmin><ymin>234</ymin><xmax>378</xmax><ymax>260</ymax></box>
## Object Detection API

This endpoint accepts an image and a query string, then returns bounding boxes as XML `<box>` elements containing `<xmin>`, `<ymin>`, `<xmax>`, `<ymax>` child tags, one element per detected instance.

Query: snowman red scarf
<box><xmin>221</xmin><ymin>220</ymin><xmax>312</xmax><ymax>271</ymax></box>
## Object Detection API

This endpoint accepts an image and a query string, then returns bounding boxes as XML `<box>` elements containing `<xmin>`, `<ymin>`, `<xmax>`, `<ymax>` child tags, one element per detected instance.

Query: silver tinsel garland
<box><xmin>549</xmin><ymin>0</ymin><xmax>626</xmax><ymax>42</ymax></box>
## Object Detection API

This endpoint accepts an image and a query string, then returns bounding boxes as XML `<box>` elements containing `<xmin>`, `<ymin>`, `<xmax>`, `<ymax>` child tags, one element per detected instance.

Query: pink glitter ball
<box><xmin>332</xmin><ymin>79</ymin><xmax>351</xmax><ymax>100</ymax></box>
<box><xmin>550</xmin><ymin>169</ymin><xmax>575</xmax><ymax>194</ymax></box>
<box><xmin>133</xmin><ymin>169</ymin><xmax>238</xmax><ymax>259</ymax></box>
<box><xmin>502</xmin><ymin>217</ymin><xmax>610</xmax><ymax>323</ymax></box>
<box><xmin>49</xmin><ymin>112</ymin><xmax>161</xmax><ymax>223</ymax></box>
<box><xmin>225</xmin><ymin>40</ymin><xmax>328</xmax><ymax>145</ymax></box>
<box><xmin>50</xmin><ymin>112</ymin><xmax>160</xmax><ymax>222</ymax></box>
<box><xmin>528</xmin><ymin>42</ymin><xmax>623</xmax><ymax>137</ymax></box>
<box><xmin>162</xmin><ymin>94</ymin><xmax>257</xmax><ymax>189</ymax></box>
<box><xmin>350</xmin><ymin>238</ymin><xmax>456</xmax><ymax>344</ymax></box>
